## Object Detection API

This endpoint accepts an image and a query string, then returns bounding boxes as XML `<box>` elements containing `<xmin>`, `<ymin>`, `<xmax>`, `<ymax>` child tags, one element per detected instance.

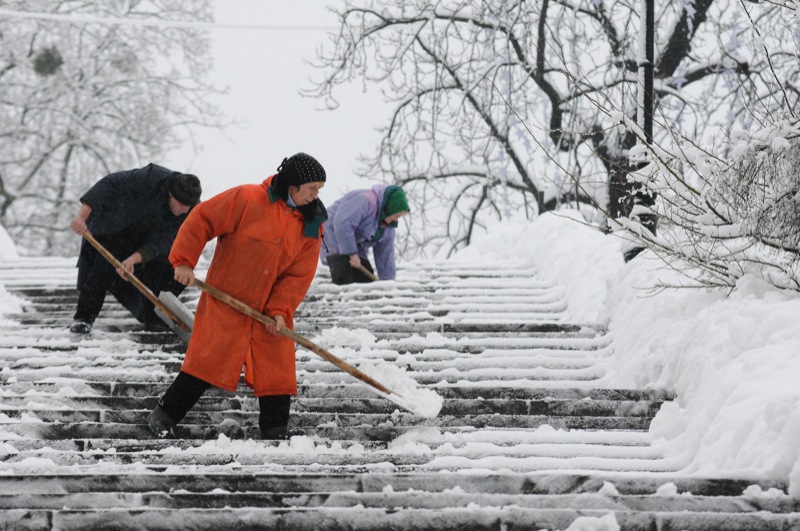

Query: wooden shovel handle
<box><xmin>354</xmin><ymin>263</ymin><xmax>379</xmax><ymax>282</ymax></box>
<box><xmin>193</xmin><ymin>278</ymin><xmax>393</xmax><ymax>395</ymax></box>
<box><xmin>81</xmin><ymin>231</ymin><xmax>191</xmax><ymax>332</ymax></box>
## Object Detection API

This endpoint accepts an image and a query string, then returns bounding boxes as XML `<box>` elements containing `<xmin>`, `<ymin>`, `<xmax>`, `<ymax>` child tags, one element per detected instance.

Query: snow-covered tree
<box><xmin>609</xmin><ymin>0</ymin><xmax>800</xmax><ymax>290</ymax></box>
<box><xmin>0</xmin><ymin>0</ymin><xmax>221</xmax><ymax>255</ymax></box>
<box><xmin>614</xmin><ymin>116</ymin><xmax>800</xmax><ymax>290</ymax></box>
<box><xmin>309</xmin><ymin>0</ymin><xmax>799</xmax><ymax>258</ymax></box>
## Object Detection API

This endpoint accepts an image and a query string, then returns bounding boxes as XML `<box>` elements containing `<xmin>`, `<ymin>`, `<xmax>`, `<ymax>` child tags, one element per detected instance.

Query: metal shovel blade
<box><xmin>154</xmin><ymin>291</ymin><xmax>194</xmax><ymax>343</ymax></box>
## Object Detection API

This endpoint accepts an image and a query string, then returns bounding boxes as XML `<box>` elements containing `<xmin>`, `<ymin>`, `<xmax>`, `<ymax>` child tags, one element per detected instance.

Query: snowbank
<box><xmin>455</xmin><ymin>210</ymin><xmax>800</xmax><ymax>494</ymax></box>
<box><xmin>609</xmin><ymin>252</ymin><xmax>800</xmax><ymax>494</ymax></box>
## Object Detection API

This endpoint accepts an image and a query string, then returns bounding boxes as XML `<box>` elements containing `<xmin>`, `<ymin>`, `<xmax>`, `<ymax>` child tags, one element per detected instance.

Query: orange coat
<box><xmin>169</xmin><ymin>176</ymin><xmax>322</xmax><ymax>396</ymax></box>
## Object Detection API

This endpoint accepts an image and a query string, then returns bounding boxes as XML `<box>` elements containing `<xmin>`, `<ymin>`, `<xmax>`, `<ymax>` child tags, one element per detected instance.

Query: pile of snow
<box><xmin>356</xmin><ymin>360</ymin><xmax>443</xmax><ymax>418</ymax></box>
<box><xmin>310</xmin><ymin>327</ymin><xmax>443</xmax><ymax>418</ymax></box>
<box><xmin>454</xmin><ymin>210</ymin><xmax>800</xmax><ymax>496</ymax></box>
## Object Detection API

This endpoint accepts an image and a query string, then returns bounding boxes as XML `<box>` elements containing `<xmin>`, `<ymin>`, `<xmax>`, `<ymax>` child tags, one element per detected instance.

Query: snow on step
<box><xmin>0</xmin><ymin>256</ymin><xmax>793</xmax><ymax>530</ymax></box>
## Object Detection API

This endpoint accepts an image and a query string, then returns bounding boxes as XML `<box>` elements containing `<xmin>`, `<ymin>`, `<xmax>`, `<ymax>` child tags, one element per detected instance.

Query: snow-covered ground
<box><xmin>450</xmin><ymin>210</ymin><xmax>800</xmax><ymax>498</ymax></box>
<box><xmin>1</xmin><ymin>209</ymin><xmax>799</xmax><ymax>506</ymax></box>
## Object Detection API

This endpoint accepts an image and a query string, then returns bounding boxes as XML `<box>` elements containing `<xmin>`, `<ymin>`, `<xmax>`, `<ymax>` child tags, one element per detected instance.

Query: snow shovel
<box><xmin>354</xmin><ymin>263</ymin><xmax>379</xmax><ymax>282</ymax></box>
<box><xmin>81</xmin><ymin>232</ymin><xmax>193</xmax><ymax>342</ymax></box>
<box><xmin>191</xmin><ymin>278</ymin><xmax>437</xmax><ymax>417</ymax></box>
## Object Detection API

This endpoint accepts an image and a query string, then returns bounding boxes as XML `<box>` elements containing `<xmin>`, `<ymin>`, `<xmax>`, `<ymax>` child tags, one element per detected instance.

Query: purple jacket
<box><xmin>321</xmin><ymin>184</ymin><xmax>398</xmax><ymax>280</ymax></box>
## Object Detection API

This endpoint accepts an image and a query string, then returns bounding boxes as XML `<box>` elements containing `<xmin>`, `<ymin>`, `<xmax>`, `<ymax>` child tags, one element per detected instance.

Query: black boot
<box><xmin>72</xmin><ymin>288</ymin><xmax>106</xmax><ymax>331</ymax></box>
<box><xmin>69</xmin><ymin>320</ymin><xmax>92</xmax><ymax>334</ymax></box>
<box><xmin>258</xmin><ymin>395</ymin><xmax>303</xmax><ymax>439</ymax></box>
<box><xmin>261</xmin><ymin>425</ymin><xmax>306</xmax><ymax>440</ymax></box>
<box><xmin>151</xmin><ymin>372</ymin><xmax>212</xmax><ymax>439</ymax></box>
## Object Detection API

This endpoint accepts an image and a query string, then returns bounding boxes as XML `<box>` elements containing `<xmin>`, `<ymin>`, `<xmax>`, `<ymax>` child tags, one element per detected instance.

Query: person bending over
<box><xmin>321</xmin><ymin>184</ymin><xmax>410</xmax><ymax>285</ymax></box>
<box><xmin>69</xmin><ymin>164</ymin><xmax>201</xmax><ymax>334</ymax></box>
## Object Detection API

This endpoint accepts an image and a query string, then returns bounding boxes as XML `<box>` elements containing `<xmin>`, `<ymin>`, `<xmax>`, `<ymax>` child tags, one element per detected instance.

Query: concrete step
<box><xmin>1</xmin><ymin>411</ymin><xmax>655</xmax><ymax>434</ymax></box>
<box><xmin>0</xmin><ymin>473</ymin><xmax>795</xmax><ymax>530</ymax></box>
<box><xmin>6</xmin><ymin>506</ymin><xmax>800</xmax><ymax>531</ymax></box>
<box><xmin>5</xmin><ymin>489</ymin><xmax>798</xmax><ymax>514</ymax></box>
<box><xmin>1</xmin><ymin>380</ymin><xmax>672</xmax><ymax>401</ymax></box>
<box><xmin>0</xmin><ymin>448</ymin><xmax>680</xmax><ymax>471</ymax></box>
<box><xmin>0</xmin><ymin>471</ymin><xmax>785</xmax><ymax>496</ymax></box>
<box><xmin>3</xmin><ymin>430</ymin><xmax>657</xmax><ymax>452</ymax></box>
<box><xmin>0</xmin><ymin>415</ymin><xmax>657</xmax><ymax>440</ymax></box>
<box><xmin>0</xmin><ymin>396</ymin><xmax>664</xmax><ymax>418</ymax></box>
<box><xmin>0</xmin><ymin>257</ymin><xmax>789</xmax><ymax>530</ymax></box>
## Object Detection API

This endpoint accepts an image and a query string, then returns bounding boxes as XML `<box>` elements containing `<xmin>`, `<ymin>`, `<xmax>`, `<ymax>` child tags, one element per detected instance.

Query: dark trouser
<box><xmin>74</xmin><ymin>235</ymin><xmax>184</xmax><ymax>324</ymax></box>
<box><xmin>159</xmin><ymin>371</ymin><xmax>291</xmax><ymax>432</ymax></box>
<box><xmin>326</xmin><ymin>253</ymin><xmax>375</xmax><ymax>285</ymax></box>
<box><xmin>159</xmin><ymin>371</ymin><xmax>211</xmax><ymax>423</ymax></box>
<box><xmin>258</xmin><ymin>395</ymin><xmax>291</xmax><ymax>432</ymax></box>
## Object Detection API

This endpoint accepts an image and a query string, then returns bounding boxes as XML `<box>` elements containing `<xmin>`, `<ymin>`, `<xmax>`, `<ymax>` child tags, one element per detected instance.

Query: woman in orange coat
<box><xmin>147</xmin><ymin>153</ymin><xmax>327</xmax><ymax>440</ymax></box>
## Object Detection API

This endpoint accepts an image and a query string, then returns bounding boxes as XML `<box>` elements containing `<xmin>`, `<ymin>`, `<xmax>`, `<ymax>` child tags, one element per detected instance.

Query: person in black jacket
<box><xmin>68</xmin><ymin>164</ymin><xmax>202</xmax><ymax>334</ymax></box>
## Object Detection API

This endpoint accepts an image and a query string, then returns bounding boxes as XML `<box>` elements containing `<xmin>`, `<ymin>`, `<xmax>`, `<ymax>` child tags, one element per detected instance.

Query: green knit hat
<box><xmin>383</xmin><ymin>188</ymin><xmax>410</xmax><ymax>217</ymax></box>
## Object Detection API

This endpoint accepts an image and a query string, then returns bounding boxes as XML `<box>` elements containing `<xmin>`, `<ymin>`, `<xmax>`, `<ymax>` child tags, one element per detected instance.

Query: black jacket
<box><xmin>81</xmin><ymin>164</ymin><xmax>188</xmax><ymax>263</ymax></box>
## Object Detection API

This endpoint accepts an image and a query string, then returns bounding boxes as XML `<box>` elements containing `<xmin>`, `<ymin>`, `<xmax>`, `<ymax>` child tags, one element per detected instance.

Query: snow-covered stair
<box><xmin>0</xmin><ymin>256</ymin><xmax>795</xmax><ymax>530</ymax></box>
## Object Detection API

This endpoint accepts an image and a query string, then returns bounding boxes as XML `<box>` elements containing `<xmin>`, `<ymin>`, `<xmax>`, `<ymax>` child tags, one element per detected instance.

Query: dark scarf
<box><xmin>268</xmin><ymin>179</ymin><xmax>328</xmax><ymax>239</ymax></box>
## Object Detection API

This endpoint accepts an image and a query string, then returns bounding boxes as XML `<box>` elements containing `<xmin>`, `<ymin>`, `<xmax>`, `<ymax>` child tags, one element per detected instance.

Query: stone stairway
<box><xmin>0</xmin><ymin>256</ymin><xmax>796</xmax><ymax>530</ymax></box>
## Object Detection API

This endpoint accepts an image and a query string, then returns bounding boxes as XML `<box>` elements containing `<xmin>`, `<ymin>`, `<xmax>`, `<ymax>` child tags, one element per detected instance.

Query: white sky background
<box><xmin>164</xmin><ymin>1</ymin><xmax>386</xmax><ymax>204</ymax></box>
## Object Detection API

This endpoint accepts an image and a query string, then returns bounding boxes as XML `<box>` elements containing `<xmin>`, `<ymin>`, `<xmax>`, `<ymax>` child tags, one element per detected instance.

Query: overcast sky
<box><xmin>164</xmin><ymin>1</ymin><xmax>388</xmax><ymax>204</ymax></box>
